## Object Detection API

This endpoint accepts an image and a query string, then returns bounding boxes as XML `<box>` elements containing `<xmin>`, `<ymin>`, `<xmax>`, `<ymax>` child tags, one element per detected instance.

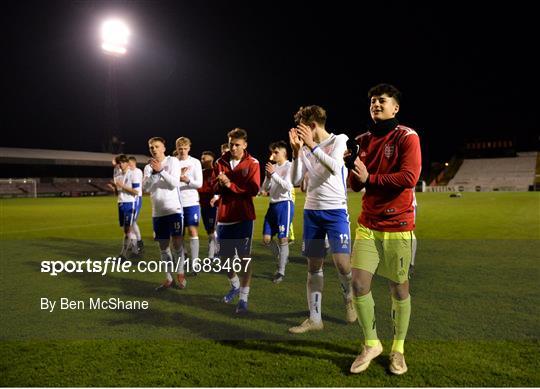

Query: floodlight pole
<box><xmin>104</xmin><ymin>56</ymin><xmax>121</xmax><ymax>154</ymax></box>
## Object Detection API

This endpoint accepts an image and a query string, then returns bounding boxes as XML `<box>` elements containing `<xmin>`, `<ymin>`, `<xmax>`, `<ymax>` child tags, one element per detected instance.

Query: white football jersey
<box><xmin>143</xmin><ymin>156</ymin><xmax>182</xmax><ymax>217</ymax></box>
<box><xmin>262</xmin><ymin>160</ymin><xmax>293</xmax><ymax>203</ymax></box>
<box><xmin>116</xmin><ymin>169</ymin><xmax>139</xmax><ymax>203</ymax></box>
<box><xmin>178</xmin><ymin>156</ymin><xmax>203</xmax><ymax>207</ymax></box>
<box><xmin>292</xmin><ymin>133</ymin><xmax>348</xmax><ymax>210</ymax></box>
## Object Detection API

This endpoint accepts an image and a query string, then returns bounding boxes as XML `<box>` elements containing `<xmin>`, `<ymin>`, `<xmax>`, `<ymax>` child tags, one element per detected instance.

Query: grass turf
<box><xmin>1</xmin><ymin>192</ymin><xmax>539</xmax><ymax>386</ymax></box>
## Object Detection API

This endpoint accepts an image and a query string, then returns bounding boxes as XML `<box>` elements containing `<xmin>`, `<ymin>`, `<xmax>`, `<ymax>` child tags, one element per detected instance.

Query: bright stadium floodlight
<box><xmin>101</xmin><ymin>19</ymin><xmax>130</xmax><ymax>56</ymax></box>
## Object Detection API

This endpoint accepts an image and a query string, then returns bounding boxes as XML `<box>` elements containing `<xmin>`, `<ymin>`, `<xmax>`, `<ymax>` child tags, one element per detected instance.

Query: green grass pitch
<box><xmin>1</xmin><ymin>192</ymin><xmax>539</xmax><ymax>386</ymax></box>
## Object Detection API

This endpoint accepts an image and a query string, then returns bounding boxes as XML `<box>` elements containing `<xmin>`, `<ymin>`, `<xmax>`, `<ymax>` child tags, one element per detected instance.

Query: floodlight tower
<box><xmin>101</xmin><ymin>19</ymin><xmax>129</xmax><ymax>153</ymax></box>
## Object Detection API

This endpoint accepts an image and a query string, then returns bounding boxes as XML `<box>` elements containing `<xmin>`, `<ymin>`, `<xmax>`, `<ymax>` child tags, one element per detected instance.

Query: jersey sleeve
<box><xmin>270</xmin><ymin>165</ymin><xmax>293</xmax><ymax>191</ymax></box>
<box><xmin>227</xmin><ymin>159</ymin><xmax>261</xmax><ymax>196</ymax></box>
<box><xmin>211</xmin><ymin>160</ymin><xmax>225</xmax><ymax>194</ymax></box>
<box><xmin>291</xmin><ymin>154</ymin><xmax>306</xmax><ymax>186</ymax></box>
<box><xmin>131</xmin><ymin>170</ymin><xmax>142</xmax><ymax>190</ymax></box>
<box><xmin>311</xmin><ymin>134</ymin><xmax>347</xmax><ymax>175</ymax></box>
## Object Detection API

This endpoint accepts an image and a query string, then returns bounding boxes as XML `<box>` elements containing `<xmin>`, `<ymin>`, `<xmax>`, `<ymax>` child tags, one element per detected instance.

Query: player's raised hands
<box><xmin>217</xmin><ymin>172</ymin><xmax>231</xmax><ymax>188</ymax></box>
<box><xmin>265</xmin><ymin>162</ymin><xmax>275</xmax><ymax>177</ymax></box>
<box><xmin>351</xmin><ymin>157</ymin><xmax>369</xmax><ymax>183</ymax></box>
<box><xmin>289</xmin><ymin>128</ymin><xmax>303</xmax><ymax>157</ymax></box>
<box><xmin>180</xmin><ymin>167</ymin><xmax>190</xmax><ymax>183</ymax></box>
<box><xmin>295</xmin><ymin>123</ymin><xmax>316</xmax><ymax>149</ymax></box>
<box><xmin>149</xmin><ymin>158</ymin><xmax>162</xmax><ymax>173</ymax></box>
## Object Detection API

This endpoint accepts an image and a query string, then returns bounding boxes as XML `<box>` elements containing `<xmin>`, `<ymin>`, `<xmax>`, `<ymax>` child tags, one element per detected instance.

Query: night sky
<box><xmin>4</xmin><ymin>1</ymin><xmax>538</xmax><ymax>167</ymax></box>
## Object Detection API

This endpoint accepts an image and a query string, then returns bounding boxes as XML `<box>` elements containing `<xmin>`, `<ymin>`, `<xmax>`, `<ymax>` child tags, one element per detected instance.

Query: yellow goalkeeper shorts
<box><xmin>351</xmin><ymin>223</ymin><xmax>415</xmax><ymax>284</ymax></box>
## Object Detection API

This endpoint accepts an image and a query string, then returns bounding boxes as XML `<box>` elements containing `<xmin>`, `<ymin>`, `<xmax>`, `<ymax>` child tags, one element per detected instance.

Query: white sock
<box><xmin>160</xmin><ymin>248</ymin><xmax>173</xmax><ymax>282</ymax></box>
<box><xmin>337</xmin><ymin>271</ymin><xmax>353</xmax><ymax>300</ymax></box>
<box><xmin>239</xmin><ymin>286</ymin><xmax>250</xmax><ymax>302</ymax></box>
<box><xmin>229</xmin><ymin>275</ymin><xmax>240</xmax><ymax>289</ymax></box>
<box><xmin>278</xmin><ymin>242</ymin><xmax>289</xmax><ymax>275</ymax></box>
<box><xmin>208</xmin><ymin>233</ymin><xmax>217</xmax><ymax>258</ymax></box>
<box><xmin>190</xmin><ymin>237</ymin><xmax>200</xmax><ymax>260</ymax></box>
<box><xmin>128</xmin><ymin>232</ymin><xmax>138</xmax><ymax>254</ymax></box>
<box><xmin>307</xmin><ymin>270</ymin><xmax>324</xmax><ymax>323</ymax></box>
<box><xmin>171</xmin><ymin>247</ymin><xmax>184</xmax><ymax>274</ymax></box>
<box><xmin>132</xmin><ymin>222</ymin><xmax>141</xmax><ymax>241</ymax></box>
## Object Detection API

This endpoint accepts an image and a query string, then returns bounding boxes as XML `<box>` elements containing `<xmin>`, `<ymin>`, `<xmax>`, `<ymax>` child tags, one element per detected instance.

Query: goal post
<box><xmin>0</xmin><ymin>178</ymin><xmax>38</xmax><ymax>198</ymax></box>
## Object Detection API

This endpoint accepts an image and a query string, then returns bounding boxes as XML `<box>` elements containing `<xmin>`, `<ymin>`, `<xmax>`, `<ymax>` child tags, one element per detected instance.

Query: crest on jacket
<box><xmin>384</xmin><ymin>144</ymin><xmax>395</xmax><ymax>158</ymax></box>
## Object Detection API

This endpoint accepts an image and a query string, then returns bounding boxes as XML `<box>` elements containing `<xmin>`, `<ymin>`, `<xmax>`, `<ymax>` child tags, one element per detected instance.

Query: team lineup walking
<box><xmin>110</xmin><ymin>84</ymin><xmax>421</xmax><ymax>375</ymax></box>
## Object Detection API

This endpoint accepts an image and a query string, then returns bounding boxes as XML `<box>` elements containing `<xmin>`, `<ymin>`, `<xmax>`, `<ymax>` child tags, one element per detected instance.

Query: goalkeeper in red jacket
<box><xmin>348</xmin><ymin>84</ymin><xmax>421</xmax><ymax>376</ymax></box>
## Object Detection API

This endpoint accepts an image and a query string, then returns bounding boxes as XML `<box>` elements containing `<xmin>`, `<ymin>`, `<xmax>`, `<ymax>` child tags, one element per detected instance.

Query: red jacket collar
<box><xmin>220</xmin><ymin>150</ymin><xmax>251</xmax><ymax>165</ymax></box>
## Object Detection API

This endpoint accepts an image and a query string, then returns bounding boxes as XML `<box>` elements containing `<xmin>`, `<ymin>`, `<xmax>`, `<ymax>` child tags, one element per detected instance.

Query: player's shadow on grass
<box><xmin>66</xmin><ymin>270</ymin><xmax>311</xmax><ymax>341</ymax></box>
<box><xmin>28</xmin><ymin>237</ymin><xmax>118</xmax><ymax>259</ymax></box>
<box><xmin>51</xmin><ymin>264</ymin><xmax>346</xmax><ymax>334</ymax></box>
<box><xmin>217</xmin><ymin>339</ymin><xmax>385</xmax><ymax>375</ymax></box>
<box><xmin>249</xmin><ymin>310</ymin><xmax>346</xmax><ymax>326</ymax></box>
<box><xmin>67</xmin><ymin>268</ymin><xmax>345</xmax><ymax>328</ymax></box>
<box><xmin>251</xmin><ymin>272</ymin><xmax>274</xmax><ymax>281</ymax></box>
<box><xmin>285</xmin><ymin>255</ymin><xmax>311</xmax><ymax>265</ymax></box>
<box><xmin>72</xmin><ymin>271</ymin><xmax>243</xmax><ymax>314</ymax></box>
<box><xmin>46</xmin><ymin>257</ymin><xmax>368</xmax><ymax>371</ymax></box>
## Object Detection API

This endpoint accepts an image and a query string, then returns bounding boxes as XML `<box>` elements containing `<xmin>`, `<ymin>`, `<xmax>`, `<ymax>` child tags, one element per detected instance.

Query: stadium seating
<box><xmin>448</xmin><ymin>152</ymin><xmax>537</xmax><ymax>191</ymax></box>
<box><xmin>0</xmin><ymin>178</ymin><xmax>115</xmax><ymax>198</ymax></box>
<box><xmin>0</xmin><ymin>186</ymin><xmax>26</xmax><ymax>196</ymax></box>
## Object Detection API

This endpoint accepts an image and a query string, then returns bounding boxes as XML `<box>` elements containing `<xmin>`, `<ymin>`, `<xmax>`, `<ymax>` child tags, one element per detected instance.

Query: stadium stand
<box><xmin>0</xmin><ymin>147</ymin><xmax>149</xmax><ymax>198</ymax></box>
<box><xmin>0</xmin><ymin>185</ymin><xmax>26</xmax><ymax>196</ymax></box>
<box><xmin>447</xmin><ymin>152</ymin><xmax>537</xmax><ymax>192</ymax></box>
<box><xmin>0</xmin><ymin>147</ymin><xmax>148</xmax><ymax>167</ymax></box>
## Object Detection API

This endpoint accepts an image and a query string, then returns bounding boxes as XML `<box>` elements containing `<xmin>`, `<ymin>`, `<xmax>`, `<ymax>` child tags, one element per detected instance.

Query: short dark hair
<box><xmin>269</xmin><ymin>140</ymin><xmax>288</xmax><ymax>157</ymax></box>
<box><xmin>294</xmin><ymin>105</ymin><xmax>327</xmax><ymax>126</ymax></box>
<box><xmin>115</xmin><ymin>154</ymin><xmax>129</xmax><ymax>164</ymax></box>
<box><xmin>148</xmin><ymin>136</ymin><xmax>166</xmax><ymax>145</ymax></box>
<box><xmin>269</xmin><ymin>140</ymin><xmax>288</xmax><ymax>151</ymax></box>
<box><xmin>201</xmin><ymin>151</ymin><xmax>216</xmax><ymax>159</ymax></box>
<box><xmin>228</xmin><ymin>128</ymin><xmax>248</xmax><ymax>141</ymax></box>
<box><xmin>368</xmin><ymin>83</ymin><xmax>401</xmax><ymax>105</ymax></box>
<box><xmin>128</xmin><ymin>156</ymin><xmax>137</xmax><ymax>162</ymax></box>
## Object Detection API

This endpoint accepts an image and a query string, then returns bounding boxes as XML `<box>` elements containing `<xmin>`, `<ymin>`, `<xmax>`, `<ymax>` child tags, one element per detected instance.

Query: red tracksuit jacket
<box><xmin>198</xmin><ymin>168</ymin><xmax>214</xmax><ymax>208</ymax></box>
<box><xmin>212</xmin><ymin>151</ymin><xmax>260</xmax><ymax>223</ymax></box>
<box><xmin>349</xmin><ymin>124</ymin><xmax>422</xmax><ymax>232</ymax></box>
